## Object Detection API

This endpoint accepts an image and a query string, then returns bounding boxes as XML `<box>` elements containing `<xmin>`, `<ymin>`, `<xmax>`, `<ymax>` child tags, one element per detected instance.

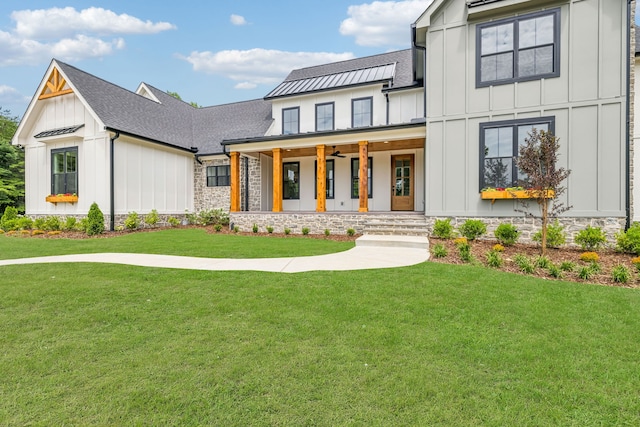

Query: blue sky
<box><xmin>0</xmin><ymin>0</ymin><xmax>436</xmax><ymax>118</ymax></box>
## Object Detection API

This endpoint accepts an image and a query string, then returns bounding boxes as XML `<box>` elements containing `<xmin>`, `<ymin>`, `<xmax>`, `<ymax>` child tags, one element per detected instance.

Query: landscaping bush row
<box><xmin>432</xmin><ymin>218</ymin><xmax>640</xmax><ymax>254</ymax></box>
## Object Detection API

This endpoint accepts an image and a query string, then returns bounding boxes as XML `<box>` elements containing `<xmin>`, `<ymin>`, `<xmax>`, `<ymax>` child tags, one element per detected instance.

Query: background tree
<box><xmin>516</xmin><ymin>128</ymin><xmax>571</xmax><ymax>255</ymax></box>
<box><xmin>0</xmin><ymin>108</ymin><xmax>24</xmax><ymax>214</ymax></box>
<box><xmin>167</xmin><ymin>91</ymin><xmax>201</xmax><ymax>108</ymax></box>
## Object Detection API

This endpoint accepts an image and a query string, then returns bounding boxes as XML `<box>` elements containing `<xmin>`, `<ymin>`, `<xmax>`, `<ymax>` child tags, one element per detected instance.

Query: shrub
<box><xmin>266</xmin><ymin>226</ymin><xmax>274</xmax><ymax>234</ymax></box>
<box><xmin>17</xmin><ymin>217</ymin><xmax>34</xmax><ymax>230</ymax></box>
<box><xmin>63</xmin><ymin>216</ymin><xmax>77</xmax><ymax>231</ymax></box>
<box><xmin>86</xmin><ymin>203</ymin><xmax>105</xmax><ymax>236</ymax></box>
<box><xmin>0</xmin><ymin>206</ymin><xmax>18</xmax><ymax>230</ymax></box>
<box><xmin>616</xmin><ymin>223</ymin><xmax>640</xmax><ymax>255</ymax></box>
<box><xmin>494</xmin><ymin>223</ymin><xmax>519</xmax><ymax>246</ymax></box>
<box><xmin>43</xmin><ymin>216</ymin><xmax>61</xmax><ymax>231</ymax></box>
<box><xmin>48</xmin><ymin>231</ymin><xmax>61</xmax><ymax>236</ymax></box>
<box><xmin>0</xmin><ymin>229</ymin><xmax>4</xmax><ymax>234</ymax></box>
<box><xmin>514</xmin><ymin>254</ymin><xmax>535</xmax><ymax>274</ymax></box>
<box><xmin>432</xmin><ymin>218</ymin><xmax>454</xmax><ymax>239</ymax></box>
<box><xmin>486</xmin><ymin>250</ymin><xmax>503</xmax><ymax>268</ymax></box>
<box><xmin>302</xmin><ymin>227</ymin><xmax>310</xmax><ymax>235</ymax></box>
<box><xmin>324</xmin><ymin>228</ymin><xmax>330</xmax><ymax>237</ymax></box>
<box><xmin>124</xmin><ymin>212</ymin><xmax>141</xmax><ymax>230</ymax></box>
<box><xmin>34</xmin><ymin>217</ymin><xmax>46</xmax><ymax>230</ymax></box>
<box><xmin>32</xmin><ymin>230</ymin><xmax>45</xmax><ymax>236</ymax></box>
<box><xmin>168</xmin><ymin>216</ymin><xmax>180</xmax><ymax>227</ymax></box>
<box><xmin>578</xmin><ymin>265</ymin><xmax>594</xmax><ymax>280</ymax></box>
<box><xmin>579</xmin><ymin>252</ymin><xmax>600</xmax><ymax>263</ymax></box>
<box><xmin>632</xmin><ymin>256</ymin><xmax>640</xmax><ymax>272</ymax></box>
<box><xmin>492</xmin><ymin>244</ymin><xmax>505</xmax><ymax>252</ymax></box>
<box><xmin>185</xmin><ymin>211</ymin><xmax>198</xmax><ymax>225</ymax></box>
<box><xmin>533</xmin><ymin>220</ymin><xmax>566</xmax><ymax>248</ymax></box>
<box><xmin>432</xmin><ymin>243</ymin><xmax>447</xmax><ymax>258</ymax></box>
<box><xmin>454</xmin><ymin>237</ymin><xmax>468</xmax><ymax>247</ymax></box>
<box><xmin>252</xmin><ymin>224</ymin><xmax>259</xmax><ymax>233</ymax></box>
<box><xmin>20</xmin><ymin>230</ymin><xmax>30</xmax><ymax>235</ymax></box>
<box><xmin>588</xmin><ymin>262</ymin><xmax>601</xmax><ymax>274</ymax></box>
<box><xmin>198</xmin><ymin>209</ymin><xmax>229</xmax><ymax>226</ymax></box>
<box><xmin>459</xmin><ymin>219</ymin><xmax>487</xmax><ymax>241</ymax></box>
<box><xmin>346</xmin><ymin>228</ymin><xmax>356</xmax><ymax>237</ymax></box>
<box><xmin>1</xmin><ymin>219</ymin><xmax>19</xmax><ymax>231</ymax></box>
<box><xmin>144</xmin><ymin>209</ymin><xmax>159</xmax><ymax>227</ymax></box>
<box><xmin>560</xmin><ymin>261</ymin><xmax>576</xmax><ymax>272</ymax></box>
<box><xmin>612</xmin><ymin>264</ymin><xmax>631</xmax><ymax>283</ymax></box>
<box><xmin>233</xmin><ymin>225</ymin><xmax>240</xmax><ymax>233</ymax></box>
<box><xmin>574</xmin><ymin>226</ymin><xmax>607</xmax><ymax>251</ymax></box>
<box><xmin>284</xmin><ymin>227</ymin><xmax>291</xmax><ymax>235</ymax></box>
<box><xmin>214</xmin><ymin>224</ymin><xmax>223</xmax><ymax>232</ymax></box>
<box><xmin>458</xmin><ymin>243</ymin><xmax>473</xmax><ymax>263</ymax></box>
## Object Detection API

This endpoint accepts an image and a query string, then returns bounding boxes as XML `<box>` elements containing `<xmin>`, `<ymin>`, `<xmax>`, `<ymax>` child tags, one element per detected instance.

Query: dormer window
<box><xmin>283</xmin><ymin>107</ymin><xmax>299</xmax><ymax>135</ymax></box>
<box><xmin>476</xmin><ymin>8</ymin><xmax>560</xmax><ymax>87</ymax></box>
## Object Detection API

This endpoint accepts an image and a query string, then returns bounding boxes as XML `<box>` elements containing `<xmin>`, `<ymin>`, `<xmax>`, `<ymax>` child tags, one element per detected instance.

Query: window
<box><xmin>283</xmin><ymin>107</ymin><xmax>299</xmax><ymax>135</ymax></box>
<box><xmin>316</xmin><ymin>102</ymin><xmax>334</xmax><ymax>132</ymax></box>
<box><xmin>314</xmin><ymin>159</ymin><xmax>335</xmax><ymax>199</ymax></box>
<box><xmin>51</xmin><ymin>147</ymin><xmax>78</xmax><ymax>195</ymax></box>
<box><xmin>480</xmin><ymin>116</ymin><xmax>555</xmax><ymax>190</ymax></box>
<box><xmin>352</xmin><ymin>97</ymin><xmax>372</xmax><ymax>128</ymax></box>
<box><xmin>351</xmin><ymin>157</ymin><xmax>373</xmax><ymax>199</ymax></box>
<box><xmin>283</xmin><ymin>162</ymin><xmax>300</xmax><ymax>199</ymax></box>
<box><xmin>206</xmin><ymin>165</ymin><xmax>230</xmax><ymax>187</ymax></box>
<box><xmin>477</xmin><ymin>8</ymin><xmax>559</xmax><ymax>87</ymax></box>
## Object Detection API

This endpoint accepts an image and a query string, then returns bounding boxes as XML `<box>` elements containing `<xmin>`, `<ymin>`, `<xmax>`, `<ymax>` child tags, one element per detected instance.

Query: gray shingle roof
<box><xmin>266</xmin><ymin>50</ymin><xmax>415</xmax><ymax>99</ymax></box>
<box><xmin>55</xmin><ymin>60</ymin><xmax>272</xmax><ymax>155</ymax></box>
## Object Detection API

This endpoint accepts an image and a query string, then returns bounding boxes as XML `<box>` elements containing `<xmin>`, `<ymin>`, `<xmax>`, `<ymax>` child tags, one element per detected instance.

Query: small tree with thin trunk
<box><xmin>516</xmin><ymin>128</ymin><xmax>571</xmax><ymax>255</ymax></box>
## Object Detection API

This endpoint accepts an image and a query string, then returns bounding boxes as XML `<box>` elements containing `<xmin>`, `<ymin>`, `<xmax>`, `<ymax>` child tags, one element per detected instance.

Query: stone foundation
<box><xmin>229</xmin><ymin>212</ymin><xmax>381</xmax><ymax>235</ymax></box>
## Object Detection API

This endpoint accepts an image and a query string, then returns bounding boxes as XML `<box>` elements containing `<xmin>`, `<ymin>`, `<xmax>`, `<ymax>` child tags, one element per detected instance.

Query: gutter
<box><xmin>109</xmin><ymin>131</ymin><xmax>120</xmax><ymax>231</ymax></box>
<box><xmin>626</xmin><ymin>0</ymin><xmax>632</xmax><ymax>229</ymax></box>
<box><xmin>104</xmin><ymin>127</ymin><xmax>198</xmax><ymax>154</ymax></box>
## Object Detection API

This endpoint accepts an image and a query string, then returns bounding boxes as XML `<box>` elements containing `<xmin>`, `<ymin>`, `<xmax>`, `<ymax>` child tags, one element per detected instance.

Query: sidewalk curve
<box><xmin>0</xmin><ymin>236</ymin><xmax>430</xmax><ymax>273</ymax></box>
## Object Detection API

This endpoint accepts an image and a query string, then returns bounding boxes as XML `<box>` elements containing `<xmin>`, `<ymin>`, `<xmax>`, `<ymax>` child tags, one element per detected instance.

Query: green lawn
<box><xmin>0</xmin><ymin>228</ymin><xmax>354</xmax><ymax>260</ymax></box>
<box><xmin>1</xmin><ymin>233</ymin><xmax>640</xmax><ymax>425</ymax></box>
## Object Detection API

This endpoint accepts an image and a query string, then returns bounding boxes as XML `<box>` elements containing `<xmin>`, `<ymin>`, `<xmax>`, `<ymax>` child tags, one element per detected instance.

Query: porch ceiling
<box><xmin>261</xmin><ymin>138</ymin><xmax>425</xmax><ymax>158</ymax></box>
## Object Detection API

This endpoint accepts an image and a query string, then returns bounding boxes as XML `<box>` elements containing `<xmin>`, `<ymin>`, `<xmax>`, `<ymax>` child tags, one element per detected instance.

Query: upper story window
<box><xmin>479</xmin><ymin>116</ymin><xmax>555</xmax><ymax>190</ymax></box>
<box><xmin>477</xmin><ymin>8</ymin><xmax>560</xmax><ymax>87</ymax></box>
<box><xmin>283</xmin><ymin>107</ymin><xmax>299</xmax><ymax>135</ymax></box>
<box><xmin>352</xmin><ymin>97</ymin><xmax>372</xmax><ymax>128</ymax></box>
<box><xmin>316</xmin><ymin>102</ymin><xmax>334</xmax><ymax>132</ymax></box>
<box><xmin>206</xmin><ymin>165</ymin><xmax>230</xmax><ymax>187</ymax></box>
<box><xmin>283</xmin><ymin>162</ymin><xmax>300</xmax><ymax>200</ymax></box>
<box><xmin>51</xmin><ymin>147</ymin><xmax>78</xmax><ymax>195</ymax></box>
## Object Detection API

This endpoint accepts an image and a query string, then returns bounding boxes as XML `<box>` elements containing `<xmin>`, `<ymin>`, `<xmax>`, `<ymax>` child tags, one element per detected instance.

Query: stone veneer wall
<box><xmin>244</xmin><ymin>156</ymin><xmax>261</xmax><ymax>212</ymax></box>
<box><xmin>425</xmin><ymin>216</ymin><xmax>627</xmax><ymax>245</ymax></box>
<box><xmin>194</xmin><ymin>158</ymin><xmax>230</xmax><ymax>212</ymax></box>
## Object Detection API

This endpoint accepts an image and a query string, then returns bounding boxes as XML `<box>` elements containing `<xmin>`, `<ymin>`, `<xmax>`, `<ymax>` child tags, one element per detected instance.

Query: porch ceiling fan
<box><xmin>328</xmin><ymin>146</ymin><xmax>346</xmax><ymax>158</ymax></box>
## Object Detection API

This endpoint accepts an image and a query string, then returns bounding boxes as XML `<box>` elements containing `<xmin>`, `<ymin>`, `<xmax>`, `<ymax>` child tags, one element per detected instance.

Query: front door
<box><xmin>391</xmin><ymin>154</ymin><xmax>414</xmax><ymax>211</ymax></box>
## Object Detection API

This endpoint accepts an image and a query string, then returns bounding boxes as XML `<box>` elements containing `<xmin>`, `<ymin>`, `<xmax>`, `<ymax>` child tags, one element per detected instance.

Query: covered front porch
<box><xmin>224</xmin><ymin>123</ymin><xmax>426</xmax><ymax>215</ymax></box>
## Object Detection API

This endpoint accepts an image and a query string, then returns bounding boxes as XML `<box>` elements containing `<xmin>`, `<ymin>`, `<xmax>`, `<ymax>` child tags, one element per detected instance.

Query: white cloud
<box><xmin>340</xmin><ymin>0</ymin><xmax>433</xmax><ymax>47</ymax></box>
<box><xmin>12</xmin><ymin>7</ymin><xmax>175</xmax><ymax>39</ymax></box>
<box><xmin>0</xmin><ymin>85</ymin><xmax>30</xmax><ymax>104</ymax></box>
<box><xmin>235</xmin><ymin>82</ymin><xmax>257</xmax><ymax>90</ymax></box>
<box><xmin>181</xmin><ymin>48</ymin><xmax>354</xmax><ymax>86</ymax></box>
<box><xmin>230</xmin><ymin>14</ymin><xmax>247</xmax><ymax>26</ymax></box>
<box><xmin>0</xmin><ymin>7</ymin><xmax>175</xmax><ymax>66</ymax></box>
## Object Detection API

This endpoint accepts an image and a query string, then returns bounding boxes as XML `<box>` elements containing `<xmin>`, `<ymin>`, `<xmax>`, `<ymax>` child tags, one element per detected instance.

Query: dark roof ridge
<box><xmin>283</xmin><ymin>61</ymin><xmax>398</xmax><ymax>83</ymax></box>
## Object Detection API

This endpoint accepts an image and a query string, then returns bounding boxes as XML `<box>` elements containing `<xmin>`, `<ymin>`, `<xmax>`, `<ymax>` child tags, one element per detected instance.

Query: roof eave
<box><xmin>105</xmin><ymin>127</ymin><xmax>198</xmax><ymax>154</ymax></box>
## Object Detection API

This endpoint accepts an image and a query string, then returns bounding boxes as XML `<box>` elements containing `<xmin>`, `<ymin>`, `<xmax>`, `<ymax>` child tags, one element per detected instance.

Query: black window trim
<box><xmin>475</xmin><ymin>8</ymin><xmax>561</xmax><ymax>88</ymax></box>
<box><xmin>315</xmin><ymin>102</ymin><xmax>335</xmax><ymax>132</ymax></box>
<box><xmin>314</xmin><ymin>159</ymin><xmax>335</xmax><ymax>200</ymax></box>
<box><xmin>282</xmin><ymin>106</ymin><xmax>300</xmax><ymax>135</ymax></box>
<box><xmin>479</xmin><ymin>116</ymin><xmax>555</xmax><ymax>191</ymax></box>
<box><xmin>206</xmin><ymin>164</ymin><xmax>230</xmax><ymax>187</ymax></box>
<box><xmin>283</xmin><ymin>161</ymin><xmax>300</xmax><ymax>200</ymax></box>
<box><xmin>51</xmin><ymin>146</ymin><xmax>78</xmax><ymax>195</ymax></box>
<box><xmin>350</xmin><ymin>156</ymin><xmax>373</xmax><ymax>199</ymax></box>
<box><xmin>351</xmin><ymin>97</ymin><xmax>373</xmax><ymax>128</ymax></box>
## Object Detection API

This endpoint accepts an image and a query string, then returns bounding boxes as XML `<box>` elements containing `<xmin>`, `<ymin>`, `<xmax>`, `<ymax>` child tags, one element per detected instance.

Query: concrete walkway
<box><xmin>0</xmin><ymin>235</ymin><xmax>430</xmax><ymax>273</ymax></box>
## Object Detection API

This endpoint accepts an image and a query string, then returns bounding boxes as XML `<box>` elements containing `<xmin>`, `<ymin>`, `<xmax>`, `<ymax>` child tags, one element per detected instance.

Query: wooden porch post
<box><xmin>358</xmin><ymin>141</ymin><xmax>368</xmax><ymax>212</ymax></box>
<box><xmin>230</xmin><ymin>152</ymin><xmax>241</xmax><ymax>212</ymax></box>
<box><xmin>316</xmin><ymin>144</ymin><xmax>326</xmax><ymax>212</ymax></box>
<box><xmin>272</xmin><ymin>148</ymin><xmax>283</xmax><ymax>212</ymax></box>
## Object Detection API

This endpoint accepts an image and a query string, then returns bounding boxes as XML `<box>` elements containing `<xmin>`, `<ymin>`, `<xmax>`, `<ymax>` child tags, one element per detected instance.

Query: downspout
<box><xmin>109</xmin><ymin>131</ymin><xmax>120</xmax><ymax>232</ymax></box>
<box><xmin>626</xmin><ymin>0</ymin><xmax>632</xmax><ymax>229</ymax></box>
<box><xmin>385</xmin><ymin>92</ymin><xmax>390</xmax><ymax>125</ymax></box>
<box><xmin>412</xmin><ymin>24</ymin><xmax>427</xmax><ymax>118</ymax></box>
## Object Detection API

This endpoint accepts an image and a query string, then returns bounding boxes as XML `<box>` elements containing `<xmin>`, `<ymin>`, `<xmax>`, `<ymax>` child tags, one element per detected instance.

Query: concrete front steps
<box><xmin>356</xmin><ymin>234</ymin><xmax>430</xmax><ymax>250</ymax></box>
<box><xmin>363</xmin><ymin>213</ymin><xmax>430</xmax><ymax>237</ymax></box>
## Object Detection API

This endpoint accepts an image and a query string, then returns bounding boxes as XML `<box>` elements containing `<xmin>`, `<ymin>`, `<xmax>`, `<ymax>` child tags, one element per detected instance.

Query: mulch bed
<box><xmin>430</xmin><ymin>237</ymin><xmax>640</xmax><ymax>288</ymax></box>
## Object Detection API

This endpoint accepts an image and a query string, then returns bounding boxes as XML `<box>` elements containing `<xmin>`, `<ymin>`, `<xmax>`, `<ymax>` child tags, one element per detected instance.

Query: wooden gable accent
<box><xmin>39</xmin><ymin>68</ymin><xmax>73</xmax><ymax>100</ymax></box>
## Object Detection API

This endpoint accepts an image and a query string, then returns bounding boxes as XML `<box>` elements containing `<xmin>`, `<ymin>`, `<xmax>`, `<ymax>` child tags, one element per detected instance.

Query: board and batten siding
<box><xmin>419</xmin><ymin>0</ymin><xmax>627</xmax><ymax>218</ymax></box>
